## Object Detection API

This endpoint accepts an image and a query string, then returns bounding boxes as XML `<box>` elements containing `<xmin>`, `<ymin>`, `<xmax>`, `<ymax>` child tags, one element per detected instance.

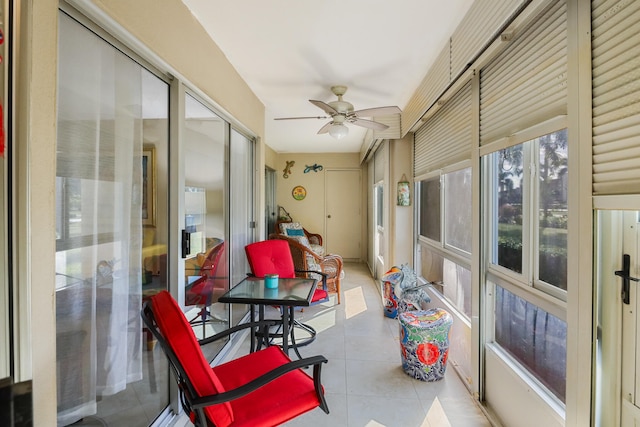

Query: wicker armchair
<box><xmin>269</xmin><ymin>233</ymin><xmax>343</xmax><ymax>304</ymax></box>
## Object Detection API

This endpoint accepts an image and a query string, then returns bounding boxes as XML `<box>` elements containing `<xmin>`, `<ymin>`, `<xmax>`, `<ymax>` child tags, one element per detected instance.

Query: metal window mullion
<box><xmin>440</xmin><ymin>173</ymin><xmax>445</xmax><ymax>248</ymax></box>
<box><xmin>531</xmin><ymin>140</ymin><xmax>541</xmax><ymax>288</ymax></box>
<box><xmin>522</xmin><ymin>141</ymin><xmax>533</xmax><ymax>285</ymax></box>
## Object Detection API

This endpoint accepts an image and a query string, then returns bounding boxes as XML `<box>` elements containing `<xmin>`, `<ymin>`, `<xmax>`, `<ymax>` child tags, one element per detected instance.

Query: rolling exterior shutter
<box><xmin>592</xmin><ymin>0</ymin><xmax>640</xmax><ymax>195</ymax></box>
<box><xmin>451</xmin><ymin>0</ymin><xmax>525</xmax><ymax>77</ymax></box>
<box><xmin>480</xmin><ymin>1</ymin><xmax>568</xmax><ymax>147</ymax></box>
<box><xmin>414</xmin><ymin>81</ymin><xmax>473</xmax><ymax>177</ymax></box>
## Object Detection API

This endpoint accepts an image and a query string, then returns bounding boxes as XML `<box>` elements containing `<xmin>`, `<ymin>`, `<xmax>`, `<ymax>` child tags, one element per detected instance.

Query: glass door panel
<box><xmin>56</xmin><ymin>12</ymin><xmax>169</xmax><ymax>426</ymax></box>
<box><xmin>183</xmin><ymin>94</ymin><xmax>229</xmax><ymax>348</ymax></box>
<box><xmin>230</xmin><ymin>130</ymin><xmax>254</xmax><ymax>327</ymax></box>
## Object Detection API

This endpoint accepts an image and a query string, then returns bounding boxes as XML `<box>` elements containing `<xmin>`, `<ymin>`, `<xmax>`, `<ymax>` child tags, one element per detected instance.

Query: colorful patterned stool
<box><xmin>381</xmin><ymin>266</ymin><xmax>402</xmax><ymax>318</ymax></box>
<box><xmin>399</xmin><ymin>308</ymin><xmax>453</xmax><ymax>382</ymax></box>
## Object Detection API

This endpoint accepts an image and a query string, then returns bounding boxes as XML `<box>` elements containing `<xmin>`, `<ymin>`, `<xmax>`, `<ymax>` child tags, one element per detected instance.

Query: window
<box><xmin>444</xmin><ymin>168</ymin><xmax>472</xmax><ymax>254</ymax></box>
<box><xmin>419</xmin><ymin>176</ymin><xmax>440</xmax><ymax>242</ymax></box>
<box><xmin>417</xmin><ymin>166</ymin><xmax>472</xmax><ymax>318</ymax></box>
<box><xmin>490</xmin><ymin>129</ymin><xmax>568</xmax><ymax>293</ymax></box>
<box><xmin>495</xmin><ymin>144</ymin><xmax>524</xmax><ymax>274</ymax></box>
<box><xmin>487</xmin><ymin>128</ymin><xmax>568</xmax><ymax>403</ymax></box>
<box><xmin>375</xmin><ymin>183</ymin><xmax>385</xmax><ymax>260</ymax></box>
<box><xmin>375</xmin><ymin>184</ymin><xmax>384</xmax><ymax>228</ymax></box>
<box><xmin>494</xmin><ymin>285</ymin><xmax>567</xmax><ymax>401</ymax></box>
<box><xmin>537</xmin><ymin>133</ymin><xmax>568</xmax><ymax>290</ymax></box>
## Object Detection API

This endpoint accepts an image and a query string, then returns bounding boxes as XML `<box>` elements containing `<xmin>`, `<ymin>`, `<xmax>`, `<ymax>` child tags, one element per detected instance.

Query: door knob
<box><xmin>327</xmin><ymin>215</ymin><xmax>331</xmax><ymax>218</ymax></box>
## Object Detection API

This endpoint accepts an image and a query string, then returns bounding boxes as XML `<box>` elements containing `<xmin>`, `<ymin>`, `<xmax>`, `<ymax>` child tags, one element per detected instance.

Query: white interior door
<box><xmin>325</xmin><ymin>169</ymin><xmax>361</xmax><ymax>260</ymax></box>
<box><xmin>621</xmin><ymin>211</ymin><xmax>640</xmax><ymax>426</ymax></box>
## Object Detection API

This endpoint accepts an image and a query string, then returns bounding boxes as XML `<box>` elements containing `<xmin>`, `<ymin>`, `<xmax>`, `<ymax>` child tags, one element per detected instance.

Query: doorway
<box><xmin>325</xmin><ymin>169</ymin><xmax>361</xmax><ymax>260</ymax></box>
<box><xmin>265</xmin><ymin>167</ymin><xmax>277</xmax><ymax>236</ymax></box>
<box><xmin>595</xmin><ymin>210</ymin><xmax>640</xmax><ymax>426</ymax></box>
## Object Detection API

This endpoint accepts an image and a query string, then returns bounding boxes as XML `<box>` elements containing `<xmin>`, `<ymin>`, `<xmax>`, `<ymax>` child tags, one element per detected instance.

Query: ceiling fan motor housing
<box><xmin>328</xmin><ymin>100</ymin><xmax>354</xmax><ymax>116</ymax></box>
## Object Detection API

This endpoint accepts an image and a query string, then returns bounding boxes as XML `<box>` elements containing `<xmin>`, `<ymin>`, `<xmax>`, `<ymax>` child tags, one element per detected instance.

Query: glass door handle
<box><xmin>181</xmin><ymin>229</ymin><xmax>191</xmax><ymax>258</ymax></box>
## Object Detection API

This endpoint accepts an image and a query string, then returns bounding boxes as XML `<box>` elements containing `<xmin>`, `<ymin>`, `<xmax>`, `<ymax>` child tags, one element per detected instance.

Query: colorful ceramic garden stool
<box><xmin>397</xmin><ymin>286</ymin><xmax>431</xmax><ymax>315</ymax></box>
<box><xmin>381</xmin><ymin>266</ymin><xmax>402</xmax><ymax>318</ymax></box>
<box><xmin>381</xmin><ymin>264</ymin><xmax>431</xmax><ymax>318</ymax></box>
<box><xmin>399</xmin><ymin>308</ymin><xmax>453</xmax><ymax>382</ymax></box>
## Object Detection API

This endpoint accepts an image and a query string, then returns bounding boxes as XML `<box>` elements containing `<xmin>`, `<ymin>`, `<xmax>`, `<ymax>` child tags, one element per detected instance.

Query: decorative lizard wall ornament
<box><xmin>283</xmin><ymin>160</ymin><xmax>295</xmax><ymax>178</ymax></box>
<box><xmin>304</xmin><ymin>163</ymin><xmax>324</xmax><ymax>173</ymax></box>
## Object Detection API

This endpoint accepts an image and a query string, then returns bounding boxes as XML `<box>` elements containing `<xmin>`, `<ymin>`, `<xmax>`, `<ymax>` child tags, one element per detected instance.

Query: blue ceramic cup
<box><xmin>264</xmin><ymin>274</ymin><xmax>279</xmax><ymax>289</ymax></box>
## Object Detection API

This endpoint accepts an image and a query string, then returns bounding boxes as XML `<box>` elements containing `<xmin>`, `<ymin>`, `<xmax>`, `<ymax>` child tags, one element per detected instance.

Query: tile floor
<box><xmin>252</xmin><ymin>262</ymin><xmax>493</xmax><ymax>427</ymax></box>
<box><xmin>78</xmin><ymin>261</ymin><xmax>492</xmax><ymax>426</ymax></box>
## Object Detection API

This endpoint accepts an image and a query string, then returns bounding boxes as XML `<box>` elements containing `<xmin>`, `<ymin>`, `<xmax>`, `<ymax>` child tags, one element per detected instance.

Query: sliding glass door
<box><xmin>182</xmin><ymin>94</ymin><xmax>230</xmax><ymax>349</ymax></box>
<box><xmin>230</xmin><ymin>129</ymin><xmax>255</xmax><ymax>326</ymax></box>
<box><xmin>56</xmin><ymin>12</ymin><xmax>169</xmax><ymax>426</ymax></box>
<box><xmin>57</xmin><ymin>8</ymin><xmax>256</xmax><ymax>426</ymax></box>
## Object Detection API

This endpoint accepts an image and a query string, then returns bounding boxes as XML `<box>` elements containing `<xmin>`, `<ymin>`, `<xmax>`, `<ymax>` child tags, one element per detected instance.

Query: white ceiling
<box><xmin>181</xmin><ymin>0</ymin><xmax>475</xmax><ymax>153</ymax></box>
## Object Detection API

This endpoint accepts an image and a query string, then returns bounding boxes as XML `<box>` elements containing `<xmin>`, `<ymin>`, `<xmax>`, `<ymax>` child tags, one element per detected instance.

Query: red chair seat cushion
<box><xmin>312</xmin><ymin>288</ymin><xmax>328</xmax><ymax>303</ymax></box>
<box><xmin>213</xmin><ymin>346</ymin><xmax>321</xmax><ymax>427</ymax></box>
<box><xmin>152</xmin><ymin>291</ymin><xmax>234</xmax><ymax>426</ymax></box>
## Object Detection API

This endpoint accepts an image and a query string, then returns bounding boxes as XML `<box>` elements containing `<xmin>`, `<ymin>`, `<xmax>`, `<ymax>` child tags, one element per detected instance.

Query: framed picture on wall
<box><xmin>142</xmin><ymin>146</ymin><xmax>156</xmax><ymax>226</ymax></box>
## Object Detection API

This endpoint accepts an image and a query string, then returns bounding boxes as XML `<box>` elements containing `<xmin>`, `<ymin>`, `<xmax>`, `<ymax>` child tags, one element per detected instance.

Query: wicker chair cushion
<box><xmin>279</xmin><ymin>222</ymin><xmax>324</xmax><ymax>255</ymax></box>
<box><xmin>279</xmin><ymin>222</ymin><xmax>303</xmax><ymax>234</ymax></box>
<box><xmin>310</xmin><ymin>244</ymin><xmax>325</xmax><ymax>256</ymax></box>
<box><xmin>289</xmin><ymin>235</ymin><xmax>313</xmax><ymax>250</ymax></box>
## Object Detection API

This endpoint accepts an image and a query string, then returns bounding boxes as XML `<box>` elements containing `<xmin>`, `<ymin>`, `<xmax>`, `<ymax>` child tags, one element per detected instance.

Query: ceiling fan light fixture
<box><xmin>328</xmin><ymin>123</ymin><xmax>349</xmax><ymax>139</ymax></box>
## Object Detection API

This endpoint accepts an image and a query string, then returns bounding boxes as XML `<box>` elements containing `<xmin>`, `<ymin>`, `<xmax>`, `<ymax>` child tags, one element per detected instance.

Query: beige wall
<box><xmin>15</xmin><ymin>1</ymin><xmax>60</xmax><ymax>425</ymax></box>
<box><xmin>275</xmin><ymin>152</ymin><xmax>365</xmax><ymax>259</ymax></box>
<box><xmin>264</xmin><ymin>143</ymin><xmax>278</xmax><ymax>171</ymax></box>
<box><xmin>17</xmin><ymin>0</ymin><xmax>265</xmax><ymax>423</ymax></box>
<box><xmin>389</xmin><ymin>135</ymin><xmax>414</xmax><ymax>266</ymax></box>
<box><xmin>91</xmin><ymin>0</ymin><xmax>265</xmax><ymax>138</ymax></box>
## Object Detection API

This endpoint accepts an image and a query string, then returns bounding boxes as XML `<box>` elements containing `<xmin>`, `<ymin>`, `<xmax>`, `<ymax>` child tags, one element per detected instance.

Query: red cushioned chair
<box><xmin>141</xmin><ymin>290</ymin><xmax>329</xmax><ymax>427</ymax></box>
<box><xmin>245</xmin><ymin>239</ymin><xmax>329</xmax><ymax>305</ymax></box>
<box><xmin>244</xmin><ymin>240</ymin><xmax>329</xmax><ymax>355</ymax></box>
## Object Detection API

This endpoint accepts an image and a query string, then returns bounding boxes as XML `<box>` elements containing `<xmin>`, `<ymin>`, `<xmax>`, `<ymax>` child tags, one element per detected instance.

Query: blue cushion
<box><xmin>286</xmin><ymin>228</ymin><xmax>305</xmax><ymax>236</ymax></box>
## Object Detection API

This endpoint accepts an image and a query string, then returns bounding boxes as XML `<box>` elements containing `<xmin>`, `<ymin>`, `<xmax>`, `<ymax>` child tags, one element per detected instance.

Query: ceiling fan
<box><xmin>274</xmin><ymin>85</ymin><xmax>401</xmax><ymax>139</ymax></box>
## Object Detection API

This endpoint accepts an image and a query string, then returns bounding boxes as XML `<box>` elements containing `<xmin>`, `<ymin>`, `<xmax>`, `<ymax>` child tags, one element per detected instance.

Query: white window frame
<box><xmin>482</xmin><ymin>121</ymin><xmax>570</xmax><ymax>407</ymax></box>
<box><xmin>417</xmin><ymin>160</ymin><xmax>472</xmax><ymax>267</ymax></box>
<box><xmin>481</xmin><ymin>117</ymin><xmax>569</xmax><ymax>313</ymax></box>
<box><xmin>416</xmin><ymin>161</ymin><xmax>473</xmax><ymax>319</ymax></box>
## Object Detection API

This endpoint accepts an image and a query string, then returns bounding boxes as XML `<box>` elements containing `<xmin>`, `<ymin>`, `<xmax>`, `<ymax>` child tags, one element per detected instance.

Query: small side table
<box><xmin>218</xmin><ymin>276</ymin><xmax>317</xmax><ymax>358</ymax></box>
<box><xmin>399</xmin><ymin>308</ymin><xmax>453</xmax><ymax>382</ymax></box>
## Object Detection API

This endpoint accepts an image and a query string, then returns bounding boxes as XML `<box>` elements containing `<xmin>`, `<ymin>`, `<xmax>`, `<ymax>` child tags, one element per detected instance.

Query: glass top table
<box><xmin>219</xmin><ymin>276</ymin><xmax>317</xmax><ymax>356</ymax></box>
<box><xmin>218</xmin><ymin>276</ymin><xmax>317</xmax><ymax>306</ymax></box>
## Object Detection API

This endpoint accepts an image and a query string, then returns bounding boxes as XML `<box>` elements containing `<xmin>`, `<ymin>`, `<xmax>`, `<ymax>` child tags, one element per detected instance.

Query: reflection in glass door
<box><xmin>183</xmin><ymin>94</ymin><xmax>230</xmax><ymax>351</ymax></box>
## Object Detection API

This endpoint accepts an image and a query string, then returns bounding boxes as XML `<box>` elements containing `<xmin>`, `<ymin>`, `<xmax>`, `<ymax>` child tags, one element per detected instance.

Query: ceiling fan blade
<box><xmin>317</xmin><ymin>122</ymin><xmax>333</xmax><ymax>134</ymax></box>
<box><xmin>309</xmin><ymin>100</ymin><xmax>338</xmax><ymax>115</ymax></box>
<box><xmin>351</xmin><ymin>118</ymin><xmax>389</xmax><ymax>131</ymax></box>
<box><xmin>353</xmin><ymin>106</ymin><xmax>401</xmax><ymax>117</ymax></box>
<box><xmin>274</xmin><ymin>116</ymin><xmax>328</xmax><ymax>120</ymax></box>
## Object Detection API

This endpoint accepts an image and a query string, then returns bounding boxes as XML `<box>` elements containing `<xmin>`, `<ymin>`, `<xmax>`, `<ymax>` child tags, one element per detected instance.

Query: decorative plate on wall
<box><xmin>292</xmin><ymin>185</ymin><xmax>306</xmax><ymax>201</ymax></box>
